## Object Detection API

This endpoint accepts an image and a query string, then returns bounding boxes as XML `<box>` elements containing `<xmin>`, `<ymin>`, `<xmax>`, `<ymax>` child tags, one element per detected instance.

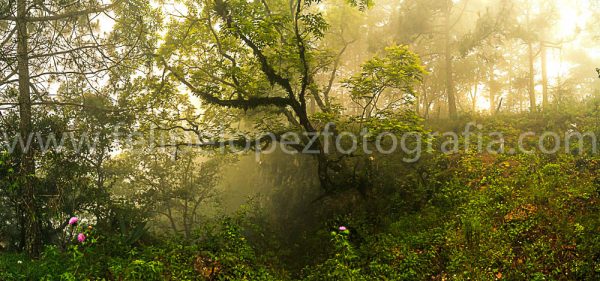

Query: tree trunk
<box><xmin>420</xmin><ymin>83</ymin><xmax>428</xmax><ymax>118</ymax></box>
<box><xmin>414</xmin><ymin>94</ymin><xmax>420</xmax><ymax>116</ymax></box>
<box><xmin>541</xmin><ymin>44</ymin><xmax>548</xmax><ymax>110</ymax></box>
<box><xmin>527</xmin><ymin>42</ymin><xmax>536</xmax><ymax>112</ymax></box>
<box><xmin>444</xmin><ymin>6</ymin><xmax>457</xmax><ymax>119</ymax></box>
<box><xmin>471</xmin><ymin>83</ymin><xmax>478</xmax><ymax>112</ymax></box>
<box><xmin>17</xmin><ymin>0</ymin><xmax>41</xmax><ymax>257</ymax></box>
<box><xmin>507</xmin><ymin>61</ymin><xmax>513</xmax><ymax>111</ymax></box>
<box><xmin>445</xmin><ymin>52</ymin><xmax>457</xmax><ymax>118</ymax></box>
<box><xmin>166</xmin><ymin>203</ymin><xmax>178</xmax><ymax>235</ymax></box>
<box><xmin>489</xmin><ymin>64</ymin><xmax>495</xmax><ymax>114</ymax></box>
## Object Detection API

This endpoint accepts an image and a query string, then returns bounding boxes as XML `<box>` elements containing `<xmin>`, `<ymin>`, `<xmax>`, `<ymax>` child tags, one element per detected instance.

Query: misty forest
<box><xmin>2</xmin><ymin>0</ymin><xmax>600</xmax><ymax>279</ymax></box>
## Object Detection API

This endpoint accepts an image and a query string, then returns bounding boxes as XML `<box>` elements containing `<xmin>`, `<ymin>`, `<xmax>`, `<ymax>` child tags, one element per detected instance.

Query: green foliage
<box><xmin>0</xmin><ymin>215</ymin><xmax>279</xmax><ymax>280</ymax></box>
<box><xmin>116</xmin><ymin>259</ymin><xmax>165</xmax><ymax>281</ymax></box>
<box><xmin>294</xmin><ymin>114</ymin><xmax>600</xmax><ymax>280</ymax></box>
<box><xmin>344</xmin><ymin>45</ymin><xmax>426</xmax><ymax>105</ymax></box>
<box><xmin>302</xmin><ymin>229</ymin><xmax>365</xmax><ymax>280</ymax></box>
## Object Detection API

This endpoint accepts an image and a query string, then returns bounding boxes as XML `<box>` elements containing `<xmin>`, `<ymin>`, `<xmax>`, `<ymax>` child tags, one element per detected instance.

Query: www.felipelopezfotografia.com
<box><xmin>1</xmin><ymin>122</ymin><xmax>597</xmax><ymax>163</ymax></box>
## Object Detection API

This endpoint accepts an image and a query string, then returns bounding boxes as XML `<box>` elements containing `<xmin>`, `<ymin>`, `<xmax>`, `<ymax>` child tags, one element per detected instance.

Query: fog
<box><xmin>2</xmin><ymin>0</ymin><xmax>600</xmax><ymax>278</ymax></box>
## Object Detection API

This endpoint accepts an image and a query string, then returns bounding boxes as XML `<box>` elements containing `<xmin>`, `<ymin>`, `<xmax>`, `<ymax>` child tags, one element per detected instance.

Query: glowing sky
<box><xmin>96</xmin><ymin>0</ymin><xmax>600</xmax><ymax>112</ymax></box>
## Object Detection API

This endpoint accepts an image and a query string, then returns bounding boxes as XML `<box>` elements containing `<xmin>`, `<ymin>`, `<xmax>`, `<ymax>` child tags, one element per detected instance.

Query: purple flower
<box><xmin>68</xmin><ymin>217</ymin><xmax>78</xmax><ymax>225</ymax></box>
<box><xmin>338</xmin><ymin>226</ymin><xmax>347</xmax><ymax>231</ymax></box>
<box><xmin>77</xmin><ymin>233</ymin><xmax>86</xmax><ymax>243</ymax></box>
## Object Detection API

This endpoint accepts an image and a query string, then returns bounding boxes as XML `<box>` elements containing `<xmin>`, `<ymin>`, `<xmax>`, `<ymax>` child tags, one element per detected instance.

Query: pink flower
<box><xmin>77</xmin><ymin>233</ymin><xmax>86</xmax><ymax>243</ymax></box>
<box><xmin>338</xmin><ymin>226</ymin><xmax>347</xmax><ymax>231</ymax></box>
<box><xmin>68</xmin><ymin>217</ymin><xmax>78</xmax><ymax>225</ymax></box>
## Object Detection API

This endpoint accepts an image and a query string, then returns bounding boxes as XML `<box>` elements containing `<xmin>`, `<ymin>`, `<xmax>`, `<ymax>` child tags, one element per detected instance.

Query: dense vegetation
<box><xmin>1</xmin><ymin>0</ymin><xmax>600</xmax><ymax>279</ymax></box>
<box><xmin>3</xmin><ymin>112</ymin><xmax>600</xmax><ymax>280</ymax></box>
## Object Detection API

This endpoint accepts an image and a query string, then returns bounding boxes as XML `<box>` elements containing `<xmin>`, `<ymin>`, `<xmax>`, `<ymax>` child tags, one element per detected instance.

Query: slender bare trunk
<box><xmin>422</xmin><ymin>84</ymin><xmax>429</xmax><ymax>119</ymax></box>
<box><xmin>445</xmin><ymin>38</ymin><xmax>457</xmax><ymax>119</ymax></box>
<box><xmin>471</xmin><ymin>83</ymin><xmax>478</xmax><ymax>112</ymax></box>
<box><xmin>166</xmin><ymin>203</ymin><xmax>178</xmax><ymax>235</ymax></box>
<box><xmin>489</xmin><ymin>64</ymin><xmax>495</xmax><ymax>114</ymax></box>
<box><xmin>527</xmin><ymin>42</ymin><xmax>536</xmax><ymax>112</ymax></box>
<box><xmin>541</xmin><ymin>44</ymin><xmax>548</xmax><ymax>110</ymax></box>
<box><xmin>444</xmin><ymin>1</ymin><xmax>457</xmax><ymax>119</ymax></box>
<box><xmin>17</xmin><ymin>0</ymin><xmax>41</xmax><ymax>257</ymax></box>
<box><xmin>414</xmin><ymin>95</ymin><xmax>420</xmax><ymax>116</ymax></box>
<box><xmin>507</xmin><ymin>61</ymin><xmax>513</xmax><ymax>111</ymax></box>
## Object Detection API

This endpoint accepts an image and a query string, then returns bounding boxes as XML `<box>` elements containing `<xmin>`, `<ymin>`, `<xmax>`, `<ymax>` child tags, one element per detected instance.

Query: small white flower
<box><xmin>17</xmin><ymin>260</ymin><xmax>22</xmax><ymax>264</ymax></box>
